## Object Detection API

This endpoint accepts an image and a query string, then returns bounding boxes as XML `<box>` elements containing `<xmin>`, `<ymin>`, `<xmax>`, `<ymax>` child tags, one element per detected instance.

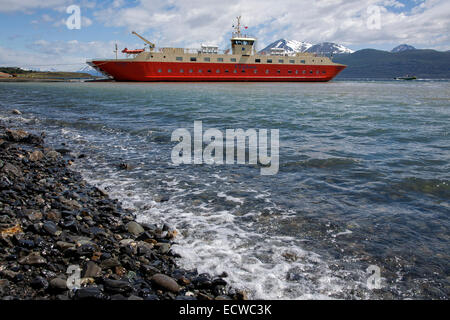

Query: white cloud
<box><xmin>92</xmin><ymin>0</ymin><xmax>449</xmax><ymax>50</ymax></box>
<box><xmin>0</xmin><ymin>40</ymin><xmax>125</xmax><ymax>71</ymax></box>
<box><xmin>0</xmin><ymin>0</ymin><xmax>70</xmax><ymax>13</ymax></box>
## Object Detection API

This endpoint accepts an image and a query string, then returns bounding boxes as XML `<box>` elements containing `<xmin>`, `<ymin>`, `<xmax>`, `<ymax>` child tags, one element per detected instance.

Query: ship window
<box><xmin>312</xmin><ymin>59</ymin><xmax>314</xmax><ymax>62</ymax></box>
<box><xmin>180</xmin><ymin>69</ymin><xmax>184</xmax><ymax>73</ymax></box>
<box><xmin>176</xmin><ymin>57</ymin><xmax>183</xmax><ymax>61</ymax></box>
<box><xmin>278</xmin><ymin>59</ymin><xmax>284</xmax><ymax>63</ymax></box>
<box><xmin>265</xmin><ymin>69</ymin><xmax>269</xmax><ymax>74</ymax></box>
<box><xmin>216</xmin><ymin>69</ymin><xmax>220</xmax><ymax>73</ymax></box>
<box><xmin>233</xmin><ymin>70</ymin><xmax>237</xmax><ymax>73</ymax></box>
<box><xmin>242</xmin><ymin>47</ymin><xmax>245</xmax><ymax>51</ymax></box>
<box><xmin>254</xmin><ymin>69</ymin><xmax>257</xmax><ymax>74</ymax></box>
<box><xmin>316</xmin><ymin>70</ymin><xmax>320</xmax><ymax>74</ymax></box>
<box><xmin>225</xmin><ymin>69</ymin><xmax>229</xmax><ymax>73</ymax></box>
<box><xmin>300</xmin><ymin>60</ymin><xmax>305</xmax><ymax>64</ymax></box>
<box><xmin>157</xmin><ymin>69</ymin><xmax>162</xmax><ymax>73</ymax></box>
<box><xmin>204</xmin><ymin>57</ymin><xmax>210</xmax><ymax>62</ymax></box>
<box><xmin>230</xmin><ymin>58</ymin><xmax>236</xmax><ymax>62</ymax></box>
<box><xmin>309</xmin><ymin>70</ymin><xmax>313</xmax><ymax>74</ymax></box>
<box><xmin>303</xmin><ymin>70</ymin><xmax>306</xmax><ymax>74</ymax></box>
<box><xmin>321</xmin><ymin>60</ymin><xmax>323</xmax><ymax>62</ymax></box>
<box><xmin>207</xmin><ymin>69</ymin><xmax>211</xmax><ymax>73</ymax></box>
<box><xmin>190</xmin><ymin>57</ymin><xmax>197</xmax><ymax>61</ymax></box>
<box><xmin>289</xmin><ymin>60</ymin><xmax>295</xmax><ymax>64</ymax></box>
<box><xmin>288</xmin><ymin>70</ymin><xmax>292</xmax><ymax>74</ymax></box>
<box><xmin>189</xmin><ymin>69</ymin><xmax>193</xmax><ymax>73</ymax></box>
<box><xmin>242</xmin><ymin>69</ymin><xmax>245</xmax><ymax>73</ymax></box>
<box><xmin>198</xmin><ymin>69</ymin><xmax>202</xmax><ymax>73</ymax></box>
<box><xmin>255</xmin><ymin>59</ymin><xmax>261</xmax><ymax>63</ymax></box>
<box><xmin>267</xmin><ymin>59</ymin><xmax>272</xmax><ymax>63</ymax></box>
<box><xmin>295</xmin><ymin>70</ymin><xmax>299</xmax><ymax>74</ymax></box>
<box><xmin>277</xmin><ymin>70</ymin><xmax>281</xmax><ymax>74</ymax></box>
<box><xmin>217</xmin><ymin>58</ymin><xmax>224</xmax><ymax>62</ymax></box>
<box><xmin>168</xmin><ymin>69</ymin><xmax>172</xmax><ymax>73</ymax></box>
<box><xmin>322</xmin><ymin>70</ymin><xmax>326</xmax><ymax>74</ymax></box>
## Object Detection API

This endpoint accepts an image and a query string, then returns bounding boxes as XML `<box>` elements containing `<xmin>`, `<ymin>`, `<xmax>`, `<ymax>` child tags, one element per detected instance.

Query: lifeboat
<box><xmin>121</xmin><ymin>48</ymin><xmax>145</xmax><ymax>54</ymax></box>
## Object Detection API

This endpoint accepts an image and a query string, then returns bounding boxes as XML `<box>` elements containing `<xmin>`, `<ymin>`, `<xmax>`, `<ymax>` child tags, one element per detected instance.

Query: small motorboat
<box><xmin>394</xmin><ymin>75</ymin><xmax>417</xmax><ymax>80</ymax></box>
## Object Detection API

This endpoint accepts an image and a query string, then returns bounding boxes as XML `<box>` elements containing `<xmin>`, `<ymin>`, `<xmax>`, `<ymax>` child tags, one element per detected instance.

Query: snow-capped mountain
<box><xmin>259</xmin><ymin>39</ymin><xmax>353</xmax><ymax>56</ymax></box>
<box><xmin>391</xmin><ymin>44</ymin><xmax>416</xmax><ymax>53</ymax></box>
<box><xmin>259</xmin><ymin>39</ymin><xmax>313</xmax><ymax>55</ymax></box>
<box><xmin>77</xmin><ymin>65</ymin><xmax>103</xmax><ymax>76</ymax></box>
<box><xmin>306</xmin><ymin>42</ymin><xmax>354</xmax><ymax>55</ymax></box>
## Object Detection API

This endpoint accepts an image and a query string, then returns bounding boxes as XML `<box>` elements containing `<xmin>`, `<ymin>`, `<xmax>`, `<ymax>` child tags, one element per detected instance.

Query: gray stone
<box><xmin>74</xmin><ymin>287</ymin><xmax>105</xmax><ymax>300</ymax></box>
<box><xmin>103</xmin><ymin>279</ymin><xmax>132</xmax><ymax>293</ymax></box>
<box><xmin>11</xmin><ymin>109</ymin><xmax>22</xmax><ymax>115</ymax></box>
<box><xmin>127</xmin><ymin>221</ymin><xmax>145</xmax><ymax>236</ymax></box>
<box><xmin>49</xmin><ymin>278</ymin><xmax>67</xmax><ymax>291</ymax></box>
<box><xmin>100</xmin><ymin>258</ymin><xmax>121</xmax><ymax>269</ymax></box>
<box><xmin>45</xmin><ymin>150</ymin><xmax>61</xmax><ymax>160</ymax></box>
<box><xmin>29</xmin><ymin>150</ymin><xmax>44</xmax><ymax>162</ymax></box>
<box><xmin>150</xmin><ymin>274</ymin><xmax>181</xmax><ymax>293</ymax></box>
<box><xmin>83</xmin><ymin>261</ymin><xmax>102</xmax><ymax>278</ymax></box>
<box><xmin>1</xmin><ymin>163</ymin><xmax>22</xmax><ymax>177</ymax></box>
<box><xmin>18</xmin><ymin>252</ymin><xmax>47</xmax><ymax>265</ymax></box>
<box><xmin>43</xmin><ymin>221</ymin><xmax>59</xmax><ymax>235</ymax></box>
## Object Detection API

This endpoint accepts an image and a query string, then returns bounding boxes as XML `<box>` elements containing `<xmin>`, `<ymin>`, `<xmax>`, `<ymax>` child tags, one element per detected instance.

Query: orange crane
<box><xmin>131</xmin><ymin>31</ymin><xmax>155</xmax><ymax>51</ymax></box>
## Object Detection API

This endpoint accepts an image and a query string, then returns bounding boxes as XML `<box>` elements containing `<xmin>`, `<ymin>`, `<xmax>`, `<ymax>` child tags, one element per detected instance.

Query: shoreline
<box><xmin>0</xmin><ymin>112</ymin><xmax>242</xmax><ymax>301</ymax></box>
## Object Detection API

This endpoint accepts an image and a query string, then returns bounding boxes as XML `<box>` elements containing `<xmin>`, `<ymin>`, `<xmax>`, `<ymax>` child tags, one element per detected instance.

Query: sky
<box><xmin>0</xmin><ymin>0</ymin><xmax>449</xmax><ymax>71</ymax></box>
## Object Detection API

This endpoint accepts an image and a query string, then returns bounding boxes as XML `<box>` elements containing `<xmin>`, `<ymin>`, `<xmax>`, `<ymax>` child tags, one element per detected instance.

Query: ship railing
<box><xmin>231</xmin><ymin>32</ymin><xmax>256</xmax><ymax>39</ymax></box>
<box><xmin>182</xmin><ymin>48</ymin><xmax>230</xmax><ymax>55</ymax></box>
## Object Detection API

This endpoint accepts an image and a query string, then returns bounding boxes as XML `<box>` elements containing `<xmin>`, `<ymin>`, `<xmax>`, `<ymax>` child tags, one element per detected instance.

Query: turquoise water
<box><xmin>0</xmin><ymin>81</ymin><xmax>449</xmax><ymax>299</ymax></box>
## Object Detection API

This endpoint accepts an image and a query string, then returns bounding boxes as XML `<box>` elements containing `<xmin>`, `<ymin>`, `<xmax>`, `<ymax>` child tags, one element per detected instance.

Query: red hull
<box><xmin>90</xmin><ymin>61</ymin><xmax>345</xmax><ymax>82</ymax></box>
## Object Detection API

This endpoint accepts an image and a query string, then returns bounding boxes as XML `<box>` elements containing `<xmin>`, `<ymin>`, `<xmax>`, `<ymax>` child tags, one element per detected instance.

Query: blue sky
<box><xmin>0</xmin><ymin>0</ymin><xmax>448</xmax><ymax>71</ymax></box>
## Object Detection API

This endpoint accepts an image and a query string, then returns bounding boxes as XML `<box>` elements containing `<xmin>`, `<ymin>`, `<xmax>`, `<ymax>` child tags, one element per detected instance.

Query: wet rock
<box><xmin>83</xmin><ymin>261</ymin><xmax>102</xmax><ymax>278</ymax></box>
<box><xmin>0</xmin><ymin>279</ymin><xmax>9</xmax><ymax>295</ymax></box>
<box><xmin>118</xmin><ymin>163</ymin><xmax>132</xmax><ymax>170</ymax></box>
<box><xmin>18</xmin><ymin>252</ymin><xmax>47</xmax><ymax>265</ymax></box>
<box><xmin>49</xmin><ymin>278</ymin><xmax>67</xmax><ymax>291</ymax></box>
<box><xmin>154</xmin><ymin>195</ymin><xmax>169</xmax><ymax>203</ymax></box>
<box><xmin>43</xmin><ymin>221</ymin><xmax>59</xmax><ymax>236</ymax></box>
<box><xmin>74</xmin><ymin>287</ymin><xmax>105</xmax><ymax>300</ymax></box>
<box><xmin>31</xmin><ymin>276</ymin><xmax>49</xmax><ymax>290</ymax></box>
<box><xmin>55</xmin><ymin>148</ymin><xmax>71</xmax><ymax>155</ymax></box>
<box><xmin>56</xmin><ymin>241</ymin><xmax>75</xmax><ymax>250</ymax></box>
<box><xmin>150</xmin><ymin>274</ymin><xmax>181</xmax><ymax>293</ymax></box>
<box><xmin>103</xmin><ymin>279</ymin><xmax>133</xmax><ymax>294</ymax></box>
<box><xmin>1</xmin><ymin>162</ymin><xmax>22</xmax><ymax>177</ymax></box>
<box><xmin>45</xmin><ymin>150</ymin><xmax>61</xmax><ymax>160</ymax></box>
<box><xmin>126</xmin><ymin>221</ymin><xmax>144</xmax><ymax>236</ymax></box>
<box><xmin>155</xmin><ymin>242</ymin><xmax>171</xmax><ymax>254</ymax></box>
<box><xmin>11</xmin><ymin>109</ymin><xmax>22</xmax><ymax>115</ymax></box>
<box><xmin>193</xmin><ymin>274</ymin><xmax>213</xmax><ymax>289</ymax></box>
<box><xmin>100</xmin><ymin>258</ymin><xmax>121</xmax><ymax>269</ymax></box>
<box><xmin>5</xmin><ymin>129</ymin><xmax>29</xmax><ymax>142</ymax></box>
<box><xmin>235</xmin><ymin>290</ymin><xmax>249</xmax><ymax>300</ymax></box>
<box><xmin>29</xmin><ymin>150</ymin><xmax>44</xmax><ymax>162</ymax></box>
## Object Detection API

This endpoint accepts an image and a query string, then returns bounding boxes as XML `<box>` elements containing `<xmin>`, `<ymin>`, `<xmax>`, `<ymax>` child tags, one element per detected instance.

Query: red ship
<box><xmin>88</xmin><ymin>17</ymin><xmax>346</xmax><ymax>82</ymax></box>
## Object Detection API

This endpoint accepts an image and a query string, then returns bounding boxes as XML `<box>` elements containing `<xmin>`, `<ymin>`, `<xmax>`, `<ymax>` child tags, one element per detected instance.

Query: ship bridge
<box><xmin>230</xmin><ymin>16</ymin><xmax>256</xmax><ymax>56</ymax></box>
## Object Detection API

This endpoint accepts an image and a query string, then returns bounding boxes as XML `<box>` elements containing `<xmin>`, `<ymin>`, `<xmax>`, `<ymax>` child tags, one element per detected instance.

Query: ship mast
<box><xmin>234</xmin><ymin>16</ymin><xmax>242</xmax><ymax>37</ymax></box>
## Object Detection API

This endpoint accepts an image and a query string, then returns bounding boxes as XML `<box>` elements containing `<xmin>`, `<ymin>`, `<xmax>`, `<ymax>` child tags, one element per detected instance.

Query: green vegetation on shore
<box><xmin>0</xmin><ymin>67</ymin><xmax>96</xmax><ymax>81</ymax></box>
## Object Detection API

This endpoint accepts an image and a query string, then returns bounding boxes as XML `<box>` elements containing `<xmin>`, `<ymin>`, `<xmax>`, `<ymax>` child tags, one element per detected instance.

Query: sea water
<box><xmin>0</xmin><ymin>80</ymin><xmax>448</xmax><ymax>299</ymax></box>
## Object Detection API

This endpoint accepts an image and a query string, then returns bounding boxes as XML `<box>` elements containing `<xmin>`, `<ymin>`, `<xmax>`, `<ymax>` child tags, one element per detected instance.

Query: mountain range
<box><xmin>259</xmin><ymin>39</ymin><xmax>354</xmax><ymax>55</ymax></box>
<box><xmin>333</xmin><ymin>48</ymin><xmax>450</xmax><ymax>79</ymax></box>
<box><xmin>258</xmin><ymin>39</ymin><xmax>449</xmax><ymax>79</ymax></box>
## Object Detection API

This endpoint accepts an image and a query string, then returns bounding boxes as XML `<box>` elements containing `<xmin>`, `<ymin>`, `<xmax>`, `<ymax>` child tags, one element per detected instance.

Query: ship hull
<box><xmin>89</xmin><ymin>61</ymin><xmax>345</xmax><ymax>82</ymax></box>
